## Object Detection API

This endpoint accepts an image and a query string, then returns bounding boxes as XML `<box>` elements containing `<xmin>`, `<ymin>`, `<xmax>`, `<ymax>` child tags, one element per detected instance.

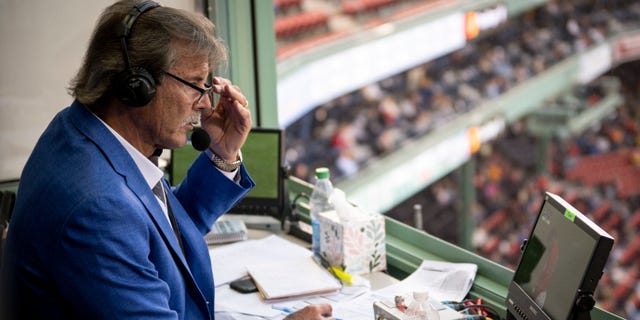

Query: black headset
<box><xmin>113</xmin><ymin>1</ymin><xmax>161</xmax><ymax>107</ymax></box>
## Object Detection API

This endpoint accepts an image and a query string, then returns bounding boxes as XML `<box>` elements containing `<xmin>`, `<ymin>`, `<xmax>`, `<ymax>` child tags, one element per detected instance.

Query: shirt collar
<box><xmin>91</xmin><ymin>113</ymin><xmax>164</xmax><ymax>189</ymax></box>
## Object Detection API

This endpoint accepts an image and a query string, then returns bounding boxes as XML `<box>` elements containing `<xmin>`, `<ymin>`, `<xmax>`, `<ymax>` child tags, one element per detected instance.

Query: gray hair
<box><xmin>69</xmin><ymin>0</ymin><xmax>228</xmax><ymax>107</ymax></box>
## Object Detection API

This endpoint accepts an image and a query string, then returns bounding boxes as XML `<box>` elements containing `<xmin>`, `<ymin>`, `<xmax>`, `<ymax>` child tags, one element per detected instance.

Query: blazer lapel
<box><xmin>163</xmin><ymin>180</ymin><xmax>215</xmax><ymax>303</ymax></box>
<box><xmin>65</xmin><ymin>102</ymin><xmax>203</xmax><ymax>289</ymax></box>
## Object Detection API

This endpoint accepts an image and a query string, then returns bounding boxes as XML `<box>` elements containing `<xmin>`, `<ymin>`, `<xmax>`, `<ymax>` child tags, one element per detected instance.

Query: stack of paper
<box><xmin>209</xmin><ymin>235</ymin><xmax>313</xmax><ymax>286</ymax></box>
<box><xmin>365</xmin><ymin>259</ymin><xmax>477</xmax><ymax>303</ymax></box>
<box><xmin>246</xmin><ymin>257</ymin><xmax>342</xmax><ymax>301</ymax></box>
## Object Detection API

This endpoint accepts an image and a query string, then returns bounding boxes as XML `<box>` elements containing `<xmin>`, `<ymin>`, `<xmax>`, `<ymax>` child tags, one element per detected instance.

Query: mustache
<box><xmin>182</xmin><ymin>111</ymin><xmax>201</xmax><ymax>127</ymax></box>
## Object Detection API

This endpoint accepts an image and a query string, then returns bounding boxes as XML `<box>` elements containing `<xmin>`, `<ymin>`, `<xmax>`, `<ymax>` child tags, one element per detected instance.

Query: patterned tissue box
<box><xmin>318</xmin><ymin>209</ymin><xmax>386</xmax><ymax>275</ymax></box>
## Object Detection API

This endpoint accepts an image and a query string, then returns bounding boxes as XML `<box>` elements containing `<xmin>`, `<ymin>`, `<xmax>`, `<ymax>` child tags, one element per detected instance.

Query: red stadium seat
<box><xmin>565</xmin><ymin>149</ymin><xmax>640</xmax><ymax>199</ymax></box>
<box><xmin>618</xmin><ymin>235</ymin><xmax>640</xmax><ymax>266</ymax></box>
<box><xmin>629</xmin><ymin>210</ymin><xmax>640</xmax><ymax>230</ymax></box>
<box><xmin>342</xmin><ymin>0</ymin><xmax>398</xmax><ymax>16</ymax></box>
<box><xmin>481</xmin><ymin>235</ymin><xmax>500</xmax><ymax>255</ymax></box>
<box><xmin>615</xmin><ymin>166</ymin><xmax>640</xmax><ymax>199</ymax></box>
<box><xmin>275</xmin><ymin>11</ymin><xmax>330</xmax><ymax>39</ymax></box>
<box><xmin>274</xmin><ymin>0</ymin><xmax>301</xmax><ymax>13</ymax></box>
<box><xmin>592</xmin><ymin>200</ymin><xmax>611</xmax><ymax>223</ymax></box>
<box><xmin>601</xmin><ymin>211</ymin><xmax>621</xmax><ymax>233</ymax></box>
<box><xmin>481</xmin><ymin>210</ymin><xmax>508</xmax><ymax>233</ymax></box>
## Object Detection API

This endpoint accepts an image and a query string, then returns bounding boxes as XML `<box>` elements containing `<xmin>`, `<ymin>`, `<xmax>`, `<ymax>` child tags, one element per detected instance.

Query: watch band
<box><xmin>206</xmin><ymin>149</ymin><xmax>242</xmax><ymax>172</ymax></box>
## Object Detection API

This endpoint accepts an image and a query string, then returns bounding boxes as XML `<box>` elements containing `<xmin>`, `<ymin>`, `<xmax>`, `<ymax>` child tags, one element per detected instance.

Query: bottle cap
<box><xmin>315</xmin><ymin>167</ymin><xmax>330</xmax><ymax>179</ymax></box>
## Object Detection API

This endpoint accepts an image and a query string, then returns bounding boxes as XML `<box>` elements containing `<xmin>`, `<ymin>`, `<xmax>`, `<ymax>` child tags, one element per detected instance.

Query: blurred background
<box><xmin>275</xmin><ymin>1</ymin><xmax>640</xmax><ymax>318</ymax></box>
<box><xmin>1</xmin><ymin>0</ymin><xmax>639</xmax><ymax>318</ymax></box>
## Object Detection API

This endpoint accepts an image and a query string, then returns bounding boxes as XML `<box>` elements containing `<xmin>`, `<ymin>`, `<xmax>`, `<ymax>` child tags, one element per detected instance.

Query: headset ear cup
<box><xmin>115</xmin><ymin>67</ymin><xmax>156</xmax><ymax>107</ymax></box>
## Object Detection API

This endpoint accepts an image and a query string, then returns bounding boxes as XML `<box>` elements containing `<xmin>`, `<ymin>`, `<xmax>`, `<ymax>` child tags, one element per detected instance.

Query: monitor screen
<box><xmin>231</xmin><ymin>128</ymin><xmax>282</xmax><ymax>203</ymax></box>
<box><xmin>170</xmin><ymin>128</ymin><xmax>285</xmax><ymax>219</ymax></box>
<box><xmin>507</xmin><ymin>192</ymin><xmax>614</xmax><ymax>320</ymax></box>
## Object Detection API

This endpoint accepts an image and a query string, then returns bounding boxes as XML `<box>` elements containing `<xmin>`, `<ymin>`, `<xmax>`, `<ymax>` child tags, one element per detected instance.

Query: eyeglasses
<box><xmin>164</xmin><ymin>71</ymin><xmax>214</xmax><ymax>106</ymax></box>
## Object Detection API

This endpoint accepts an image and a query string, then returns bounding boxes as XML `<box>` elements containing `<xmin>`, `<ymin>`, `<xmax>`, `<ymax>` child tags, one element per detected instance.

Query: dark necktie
<box><xmin>153</xmin><ymin>179</ymin><xmax>185</xmax><ymax>255</ymax></box>
<box><xmin>152</xmin><ymin>181</ymin><xmax>165</xmax><ymax>205</ymax></box>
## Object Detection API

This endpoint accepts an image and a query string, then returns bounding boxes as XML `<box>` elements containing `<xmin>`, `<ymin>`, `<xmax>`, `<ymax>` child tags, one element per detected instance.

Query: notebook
<box><xmin>246</xmin><ymin>256</ymin><xmax>342</xmax><ymax>301</ymax></box>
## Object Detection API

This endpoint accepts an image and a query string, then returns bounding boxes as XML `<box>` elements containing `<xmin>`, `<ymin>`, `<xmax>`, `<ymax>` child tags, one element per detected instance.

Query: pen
<box><xmin>273</xmin><ymin>305</ymin><xmax>344</xmax><ymax>320</ymax></box>
<box><xmin>329</xmin><ymin>266</ymin><xmax>353</xmax><ymax>285</ymax></box>
<box><xmin>312</xmin><ymin>256</ymin><xmax>345</xmax><ymax>284</ymax></box>
<box><xmin>272</xmin><ymin>305</ymin><xmax>294</xmax><ymax>314</ymax></box>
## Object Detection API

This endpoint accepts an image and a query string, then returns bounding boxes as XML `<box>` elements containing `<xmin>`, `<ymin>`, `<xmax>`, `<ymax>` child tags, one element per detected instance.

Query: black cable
<box><xmin>441</xmin><ymin>301</ymin><xmax>501</xmax><ymax>320</ymax></box>
<box><xmin>462</xmin><ymin>304</ymin><xmax>501</xmax><ymax>320</ymax></box>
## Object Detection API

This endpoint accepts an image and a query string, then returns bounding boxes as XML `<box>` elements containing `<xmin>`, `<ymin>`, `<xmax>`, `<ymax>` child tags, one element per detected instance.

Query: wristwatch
<box><xmin>209</xmin><ymin>150</ymin><xmax>242</xmax><ymax>172</ymax></box>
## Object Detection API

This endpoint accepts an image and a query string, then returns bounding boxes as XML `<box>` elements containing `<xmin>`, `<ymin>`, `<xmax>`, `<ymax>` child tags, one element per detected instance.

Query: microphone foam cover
<box><xmin>191</xmin><ymin>127</ymin><xmax>211</xmax><ymax>151</ymax></box>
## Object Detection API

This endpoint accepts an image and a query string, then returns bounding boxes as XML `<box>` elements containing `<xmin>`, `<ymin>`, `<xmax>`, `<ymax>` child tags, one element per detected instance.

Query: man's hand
<box><xmin>201</xmin><ymin>77</ymin><xmax>252</xmax><ymax>161</ymax></box>
<box><xmin>284</xmin><ymin>304</ymin><xmax>335</xmax><ymax>320</ymax></box>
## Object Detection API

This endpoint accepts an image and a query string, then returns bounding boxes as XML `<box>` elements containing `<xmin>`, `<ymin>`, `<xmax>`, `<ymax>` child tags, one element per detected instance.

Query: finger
<box><xmin>211</xmin><ymin>77</ymin><xmax>246</xmax><ymax>101</ymax></box>
<box><xmin>211</xmin><ymin>77</ymin><xmax>235</xmax><ymax>96</ymax></box>
<box><xmin>317</xmin><ymin>304</ymin><xmax>333</xmax><ymax>317</ymax></box>
<box><xmin>212</xmin><ymin>76</ymin><xmax>231</xmax><ymax>85</ymax></box>
<box><xmin>229</xmin><ymin>85</ymin><xmax>249</xmax><ymax>107</ymax></box>
<box><xmin>224</xmin><ymin>85</ymin><xmax>248</xmax><ymax>106</ymax></box>
<box><xmin>200</xmin><ymin>106</ymin><xmax>215</xmax><ymax>121</ymax></box>
<box><xmin>212</xmin><ymin>84</ymin><xmax>248</xmax><ymax>108</ymax></box>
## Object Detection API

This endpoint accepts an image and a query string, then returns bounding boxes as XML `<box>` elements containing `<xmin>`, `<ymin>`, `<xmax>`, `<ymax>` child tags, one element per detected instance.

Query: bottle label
<box><xmin>311</xmin><ymin>219</ymin><xmax>321</xmax><ymax>256</ymax></box>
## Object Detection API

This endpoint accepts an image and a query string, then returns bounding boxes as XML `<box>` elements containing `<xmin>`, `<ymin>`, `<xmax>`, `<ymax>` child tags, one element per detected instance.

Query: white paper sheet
<box><xmin>375</xmin><ymin>259</ymin><xmax>477</xmax><ymax>302</ymax></box>
<box><xmin>209</xmin><ymin>234</ymin><xmax>312</xmax><ymax>286</ymax></box>
<box><xmin>332</xmin><ymin>259</ymin><xmax>477</xmax><ymax>320</ymax></box>
<box><xmin>215</xmin><ymin>284</ymin><xmax>283</xmax><ymax>318</ymax></box>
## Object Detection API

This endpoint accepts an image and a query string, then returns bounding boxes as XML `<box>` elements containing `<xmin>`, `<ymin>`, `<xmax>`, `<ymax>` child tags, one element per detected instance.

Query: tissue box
<box><xmin>318</xmin><ymin>209</ymin><xmax>386</xmax><ymax>275</ymax></box>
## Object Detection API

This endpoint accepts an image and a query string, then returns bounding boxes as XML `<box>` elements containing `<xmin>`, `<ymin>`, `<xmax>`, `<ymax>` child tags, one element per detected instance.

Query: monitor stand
<box><xmin>505</xmin><ymin>291</ymin><xmax>594</xmax><ymax>320</ymax></box>
<box><xmin>573</xmin><ymin>291</ymin><xmax>595</xmax><ymax>320</ymax></box>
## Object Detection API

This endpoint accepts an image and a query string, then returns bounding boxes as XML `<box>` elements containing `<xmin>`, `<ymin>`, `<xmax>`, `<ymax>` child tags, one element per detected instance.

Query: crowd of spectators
<box><xmin>284</xmin><ymin>0</ymin><xmax>640</xmax><ymax>184</ymax></box>
<box><xmin>474</xmin><ymin>64</ymin><xmax>639</xmax><ymax>319</ymax></box>
<box><xmin>279</xmin><ymin>0</ymin><xmax>640</xmax><ymax>318</ymax></box>
<box><xmin>387</xmin><ymin>63</ymin><xmax>639</xmax><ymax>318</ymax></box>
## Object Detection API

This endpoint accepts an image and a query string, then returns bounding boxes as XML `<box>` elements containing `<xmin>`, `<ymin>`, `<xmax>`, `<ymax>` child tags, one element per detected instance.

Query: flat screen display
<box><xmin>237</xmin><ymin>129</ymin><xmax>281</xmax><ymax>200</ymax></box>
<box><xmin>507</xmin><ymin>192</ymin><xmax>614</xmax><ymax>320</ymax></box>
<box><xmin>170</xmin><ymin>128</ymin><xmax>284</xmax><ymax>218</ymax></box>
<box><xmin>512</xmin><ymin>201</ymin><xmax>595</xmax><ymax>319</ymax></box>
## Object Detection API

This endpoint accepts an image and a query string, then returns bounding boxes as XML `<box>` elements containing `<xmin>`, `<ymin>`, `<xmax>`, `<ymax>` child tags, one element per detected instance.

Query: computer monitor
<box><xmin>226</xmin><ymin>128</ymin><xmax>285</xmax><ymax>218</ymax></box>
<box><xmin>506</xmin><ymin>192</ymin><xmax>614</xmax><ymax>320</ymax></box>
<box><xmin>170</xmin><ymin>128</ymin><xmax>286</xmax><ymax>226</ymax></box>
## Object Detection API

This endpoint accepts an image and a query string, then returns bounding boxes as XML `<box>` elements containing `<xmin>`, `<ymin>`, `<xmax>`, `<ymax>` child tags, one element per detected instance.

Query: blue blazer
<box><xmin>1</xmin><ymin>101</ymin><xmax>254</xmax><ymax>319</ymax></box>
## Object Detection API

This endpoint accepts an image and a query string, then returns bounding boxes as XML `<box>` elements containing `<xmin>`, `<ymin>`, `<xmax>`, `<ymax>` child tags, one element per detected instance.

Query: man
<box><xmin>0</xmin><ymin>1</ymin><xmax>332</xmax><ymax>319</ymax></box>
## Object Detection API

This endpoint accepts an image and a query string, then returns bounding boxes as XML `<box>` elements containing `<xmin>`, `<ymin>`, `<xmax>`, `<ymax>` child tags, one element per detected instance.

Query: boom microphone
<box><xmin>191</xmin><ymin>127</ymin><xmax>211</xmax><ymax>151</ymax></box>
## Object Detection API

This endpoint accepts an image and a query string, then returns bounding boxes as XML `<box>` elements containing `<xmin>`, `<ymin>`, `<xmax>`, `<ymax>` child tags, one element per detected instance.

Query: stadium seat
<box><xmin>275</xmin><ymin>11</ymin><xmax>330</xmax><ymax>39</ymax></box>
<box><xmin>342</xmin><ymin>0</ymin><xmax>398</xmax><ymax>17</ymax></box>
<box><xmin>481</xmin><ymin>210</ymin><xmax>507</xmax><ymax>233</ymax></box>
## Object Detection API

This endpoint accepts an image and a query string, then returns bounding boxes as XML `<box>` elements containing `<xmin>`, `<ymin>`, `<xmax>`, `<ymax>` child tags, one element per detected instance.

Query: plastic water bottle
<box><xmin>310</xmin><ymin>167</ymin><xmax>334</xmax><ymax>258</ymax></box>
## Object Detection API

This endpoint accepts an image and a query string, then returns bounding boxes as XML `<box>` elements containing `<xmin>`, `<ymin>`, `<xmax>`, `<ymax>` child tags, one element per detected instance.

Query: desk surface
<box><xmin>208</xmin><ymin>226</ymin><xmax>403</xmax><ymax>319</ymax></box>
<box><xmin>224</xmin><ymin>227</ymin><xmax>399</xmax><ymax>290</ymax></box>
